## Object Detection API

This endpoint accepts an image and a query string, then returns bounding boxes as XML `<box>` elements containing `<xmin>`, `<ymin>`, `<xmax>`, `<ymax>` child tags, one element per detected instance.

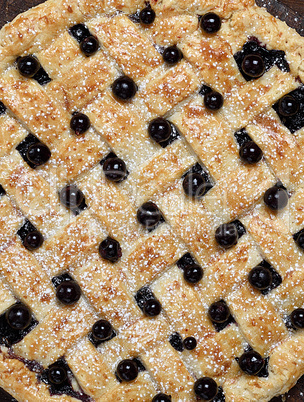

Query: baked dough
<box><xmin>0</xmin><ymin>0</ymin><xmax>303</xmax><ymax>401</ymax></box>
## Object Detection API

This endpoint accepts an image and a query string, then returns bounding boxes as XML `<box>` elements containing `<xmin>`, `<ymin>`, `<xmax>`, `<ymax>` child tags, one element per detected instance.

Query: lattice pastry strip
<box><xmin>0</xmin><ymin>112</ymin><xmax>28</xmax><ymax>158</ymax></box>
<box><xmin>0</xmin><ymin>0</ymin><xmax>83</xmax><ymax>67</ymax></box>
<box><xmin>85</xmin><ymin>90</ymin><xmax>159</xmax><ymax>169</ymax></box>
<box><xmin>223</xmin><ymin>333</ymin><xmax>304</xmax><ymax>401</ymax></box>
<box><xmin>0</xmin><ymin>69</ymin><xmax>72</xmax><ymax>150</ymax></box>
<box><xmin>0</xmin><ymin>352</ymin><xmax>77</xmax><ymax>402</ymax></box>
<box><xmin>180</xmin><ymin>31</ymin><xmax>245</xmax><ymax>97</ymax></box>
<box><xmin>152</xmin><ymin>265</ymin><xmax>214</xmax><ymax>339</ymax></box>
<box><xmin>170</xmin><ymin>95</ymin><xmax>241</xmax><ymax>181</ymax></box>
<box><xmin>123</xmin><ymin>138</ymin><xmax>196</xmax><ymax>207</ymax></box>
<box><xmin>0</xmin><ymin>0</ymin><xmax>304</xmax><ymax>401</ymax></box>
<box><xmin>268</xmin><ymin>267</ymin><xmax>304</xmax><ymax>314</ymax></box>
<box><xmin>137</xmin><ymin>60</ymin><xmax>199</xmax><ymax>116</ymax></box>
<box><xmin>141</xmin><ymin>342</ymin><xmax>194</xmax><ymax>400</ymax></box>
<box><xmin>247</xmin><ymin>109</ymin><xmax>304</xmax><ymax>189</ymax></box>
<box><xmin>223</xmin><ymin>6</ymin><xmax>304</xmax><ymax>80</ymax></box>
<box><xmin>95</xmin><ymin>373</ymin><xmax>156</xmax><ymax>402</ymax></box>
<box><xmin>75</xmin><ymin>164</ymin><xmax>141</xmax><ymax>248</ymax></box>
<box><xmin>289</xmin><ymin>186</ymin><xmax>304</xmax><ymax>234</ymax></box>
<box><xmin>0</xmin><ymin>279</ymin><xmax>15</xmax><ymax>315</ymax></box>
<box><xmin>227</xmin><ymin>283</ymin><xmax>288</xmax><ymax>356</ymax></box>
<box><xmin>203</xmin><ymin>161</ymin><xmax>275</xmax><ymax>222</ymax></box>
<box><xmin>65</xmin><ymin>316</ymin><xmax>170</xmax><ymax>399</ymax></box>
<box><xmin>155</xmin><ymin>182</ymin><xmax>224</xmax><ymax>268</ymax></box>
<box><xmin>154</xmin><ymin>0</ymin><xmax>255</xmax><ymax>16</ymax></box>
<box><xmin>170</xmin><ymin>95</ymin><xmax>277</xmax><ymax>223</ymax></box>
<box><xmin>0</xmin><ymin>151</ymin><xmax>69</xmax><ymax>237</ymax></box>
<box><xmin>37</xmin><ymin>31</ymin><xmax>86</xmax><ymax>79</ymax></box>
<box><xmin>0</xmin><ymin>71</ymin><xmax>109</xmax><ymax>183</ymax></box>
<box><xmin>13</xmin><ymin>300</ymin><xmax>97</xmax><ymax>367</ymax></box>
<box><xmin>243</xmin><ymin>208</ymin><xmax>304</xmax><ymax>279</ymax></box>
<box><xmin>196</xmin><ymin>235</ymin><xmax>262</xmax><ymax>304</ymax></box>
<box><xmin>47</xmin><ymin>51</ymin><xmax>118</xmax><ymax>112</ymax></box>
<box><xmin>0</xmin><ymin>239</ymin><xmax>56</xmax><ymax>321</ymax></box>
<box><xmin>145</xmin><ymin>13</ymin><xmax>198</xmax><ymax>47</ymax></box>
<box><xmin>34</xmin><ymin>211</ymin><xmax>105</xmax><ymax>276</ymax></box>
<box><xmin>89</xmin><ymin>15</ymin><xmax>163</xmax><ymax>81</ymax></box>
<box><xmin>0</xmin><ymin>195</ymin><xmax>23</xmax><ymax>251</ymax></box>
<box><xmin>65</xmin><ymin>338</ymin><xmax>118</xmax><ymax>399</ymax></box>
<box><xmin>72</xmin><ymin>251</ymin><xmax>143</xmax><ymax>329</ymax></box>
<box><xmin>122</xmin><ymin>223</ymin><xmax>187</xmax><ymax>292</ymax></box>
<box><xmin>83</xmin><ymin>0</ymin><xmax>146</xmax><ymax>16</ymax></box>
<box><xmin>185</xmin><ymin>325</ymin><xmax>245</xmax><ymax>382</ymax></box>
<box><xmin>222</xmin><ymin>67</ymin><xmax>298</xmax><ymax>130</ymax></box>
<box><xmin>94</xmin><ymin>315</ymin><xmax>171</xmax><ymax>371</ymax></box>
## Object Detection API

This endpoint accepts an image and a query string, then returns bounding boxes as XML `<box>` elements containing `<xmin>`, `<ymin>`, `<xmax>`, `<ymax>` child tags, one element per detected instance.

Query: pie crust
<box><xmin>0</xmin><ymin>0</ymin><xmax>303</xmax><ymax>401</ymax></box>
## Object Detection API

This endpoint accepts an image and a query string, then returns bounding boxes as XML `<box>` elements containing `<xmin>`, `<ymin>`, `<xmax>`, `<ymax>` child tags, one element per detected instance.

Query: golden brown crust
<box><xmin>0</xmin><ymin>239</ymin><xmax>56</xmax><ymax>321</ymax></box>
<box><xmin>222</xmin><ymin>67</ymin><xmax>298</xmax><ymax>130</ymax></box>
<box><xmin>0</xmin><ymin>0</ymin><xmax>82</xmax><ymax>68</ymax></box>
<box><xmin>0</xmin><ymin>0</ymin><xmax>304</xmax><ymax>401</ymax></box>
<box><xmin>141</xmin><ymin>342</ymin><xmax>194</xmax><ymax>400</ymax></box>
<box><xmin>73</xmin><ymin>251</ymin><xmax>142</xmax><ymax>328</ymax></box>
<box><xmin>152</xmin><ymin>265</ymin><xmax>214</xmax><ymax>338</ymax></box>
<box><xmin>138</xmin><ymin>60</ymin><xmax>199</xmax><ymax>115</ymax></box>
<box><xmin>13</xmin><ymin>301</ymin><xmax>97</xmax><ymax>366</ymax></box>
<box><xmin>65</xmin><ymin>339</ymin><xmax>117</xmax><ymax>399</ymax></box>
<box><xmin>247</xmin><ymin>110</ymin><xmax>304</xmax><ymax>190</ymax></box>
<box><xmin>0</xmin><ymin>350</ymin><xmax>78</xmax><ymax>402</ymax></box>
<box><xmin>123</xmin><ymin>224</ymin><xmax>186</xmax><ymax>292</ymax></box>
<box><xmin>90</xmin><ymin>15</ymin><xmax>162</xmax><ymax>81</ymax></box>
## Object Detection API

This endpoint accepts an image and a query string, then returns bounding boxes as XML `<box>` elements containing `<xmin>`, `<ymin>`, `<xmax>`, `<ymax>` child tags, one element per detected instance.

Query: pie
<box><xmin>0</xmin><ymin>0</ymin><xmax>303</xmax><ymax>400</ymax></box>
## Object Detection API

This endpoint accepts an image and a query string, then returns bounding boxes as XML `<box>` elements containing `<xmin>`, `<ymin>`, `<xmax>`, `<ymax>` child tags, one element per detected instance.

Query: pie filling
<box><xmin>0</xmin><ymin>0</ymin><xmax>304</xmax><ymax>401</ymax></box>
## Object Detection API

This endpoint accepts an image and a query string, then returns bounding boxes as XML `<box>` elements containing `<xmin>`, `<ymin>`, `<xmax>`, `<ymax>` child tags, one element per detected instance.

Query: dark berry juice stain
<box><xmin>17</xmin><ymin>220</ymin><xmax>38</xmax><ymax>242</ymax></box>
<box><xmin>231</xmin><ymin>220</ymin><xmax>246</xmax><ymax>238</ymax></box>
<box><xmin>257</xmin><ymin>357</ymin><xmax>269</xmax><ymax>378</ymax></box>
<box><xmin>258</xmin><ymin>260</ymin><xmax>282</xmax><ymax>295</ymax></box>
<box><xmin>133</xmin><ymin>357</ymin><xmax>146</xmax><ymax>372</ymax></box>
<box><xmin>199</xmin><ymin>84</ymin><xmax>213</xmax><ymax>96</ymax></box>
<box><xmin>134</xmin><ymin>286</ymin><xmax>155</xmax><ymax>311</ymax></box>
<box><xmin>273</xmin><ymin>85</ymin><xmax>304</xmax><ymax>134</ymax></box>
<box><xmin>88</xmin><ymin>329</ymin><xmax>116</xmax><ymax>348</ymax></box>
<box><xmin>7</xmin><ymin>349</ymin><xmax>43</xmax><ymax>373</ymax></box>
<box><xmin>33</xmin><ymin>67</ymin><xmax>51</xmax><ymax>86</ymax></box>
<box><xmin>72</xmin><ymin>197</ymin><xmax>87</xmax><ymax>216</ymax></box>
<box><xmin>177</xmin><ymin>252</ymin><xmax>198</xmax><ymax>271</ymax></box>
<box><xmin>39</xmin><ymin>357</ymin><xmax>92</xmax><ymax>402</ymax></box>
<box><xmin>234</xmin><ymin>128</ymin><xmax>253</xmax><ymax>147</ymax></box>
<box><xmin>212</xmin><ymin>313</ymin><xmax>235</xmax><ymax>333</ymax></box>
<box><xmin>0</xmin><ymin>101</ymin><xmax>6</xmax><ymax>115</ymax></box>
<box><xmin>214</xmin><ymin>387</ymin><xmax>225</xmax><ymax>402</ymax></box>
<box><xmin>52</xmin><ymin>273</ymin><xmax>74</xmax><ymax>288</ymax></box>
<box><xmin>182</xmin><ymin>163</ymin><xmax>213</xmax><ymax>194</ymax></box>
<box><xmin>69</xmin><ymin>24</ymin><xmax>91</xmax><ymax>43</ymax></box>
<box><xmin>0</xmin><ymin>304</ymin><xmax>38</xmax><ymax>347</ymax></box>
<box><xmin>158</xmin><ymin>122</ymin><xmax>181</xmax><ymax>148</ymax></box>
<box><xmin>0</xmin><ymin>184</ymin><xmax>6</xmax><ymax>196</ymax></box>
<box><xmin>0</xmin><ymin>387</ymin><xmax>18</xmax><ymax>402</ymax></box>
<box><xmin>129</xmin><ymin>11</ymin><xmax>140</xmax><ymax>23</ymax></box>
<box><xmin>100</xmin><ymin>151</ymin><xmax>117</xmax><ymax>166</ymax></box>
<box><xmin>234</xmin><ymin>39</ymin><xmax>289</xmax><ymax>81</ymax></box>
<box><xmin>169</xmin><ymin>332</ymin><xmax>184</xmax><ymax>352</ymax></box>
<box><xmin>16</xmin><ymin>133</ymin><xmax>41</xmax><ymax>168</ymax></box>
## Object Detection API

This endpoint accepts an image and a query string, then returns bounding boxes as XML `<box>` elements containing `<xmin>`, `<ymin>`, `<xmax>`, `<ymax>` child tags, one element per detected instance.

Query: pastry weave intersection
<box><xmin>0</xmin><ymin>0</ymin><xmax>304</xmax><ymax>401</ymax></box>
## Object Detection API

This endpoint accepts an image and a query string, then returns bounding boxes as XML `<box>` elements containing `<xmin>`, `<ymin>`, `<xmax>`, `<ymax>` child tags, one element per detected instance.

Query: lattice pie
<box><xmin>0</xmin><ymin>0</ymin><xmax>304</xmax><ymax>400</ymax></box>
